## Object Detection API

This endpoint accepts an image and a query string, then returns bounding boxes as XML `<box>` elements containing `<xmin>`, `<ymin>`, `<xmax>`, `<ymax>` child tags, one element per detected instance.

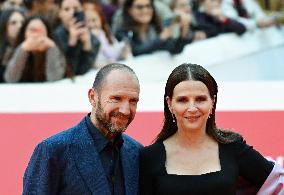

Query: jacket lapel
<box><xmin>70</xmin><ymin>119</ymin><xmax>111</xmax><ymax>195</ymax></box>
<box><xmin>121</xmin><ymin>136</ymin><xmax>140</xmax><ymax>195</ymax></box>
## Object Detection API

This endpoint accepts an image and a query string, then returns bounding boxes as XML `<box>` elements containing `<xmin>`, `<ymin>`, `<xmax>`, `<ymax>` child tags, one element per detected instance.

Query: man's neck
<box><xmin>100</xmin><ymin>128</ymin><xmax>118</xmax><ymax>142</ymax></box>
<box><xmin>90</xmin><ymin>112</ymin><xmax>118</xmax><ymax>142</ymax></box>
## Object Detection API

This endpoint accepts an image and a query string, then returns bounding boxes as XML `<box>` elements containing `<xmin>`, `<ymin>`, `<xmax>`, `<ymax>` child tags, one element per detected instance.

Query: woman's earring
<box><xmin>172</xmin><ymin>113</ymin><xmax>175</xmax><ymax>123</ymax></box>
<box><xmin>208</xmin><ymin>114</ymin><xmax>211</xmax><ymax>119</ymax></box>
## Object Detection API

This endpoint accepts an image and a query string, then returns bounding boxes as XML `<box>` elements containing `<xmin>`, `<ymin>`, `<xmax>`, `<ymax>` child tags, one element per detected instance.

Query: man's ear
<box><xmin>166</xmin><ymin>96</ymin><xmax>172</xmax><ymax>113</ymax></box>
<box><xmin>88</xmin><ymin>88</ymin><xmax>98</xmax><ymax>107</ymax></box>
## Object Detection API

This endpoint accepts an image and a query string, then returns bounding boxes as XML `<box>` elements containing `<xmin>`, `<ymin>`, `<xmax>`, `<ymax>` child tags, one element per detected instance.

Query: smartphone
<box><xmin>73</xmin><ymin>11</ymin><xmax>85</xmax><ymax>23</ymax></box>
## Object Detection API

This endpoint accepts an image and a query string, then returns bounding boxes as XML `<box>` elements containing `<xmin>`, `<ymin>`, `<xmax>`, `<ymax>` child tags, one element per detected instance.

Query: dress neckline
<box><xmin>159</xmin><ymin>141</ymin><xmax>223</xmax><ymax>176</ymax></box>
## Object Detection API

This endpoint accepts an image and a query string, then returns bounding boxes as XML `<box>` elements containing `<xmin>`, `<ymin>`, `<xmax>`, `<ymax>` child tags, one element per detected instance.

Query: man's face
<box><xmin>91</xmin><ymin>70</ymin><xmax>140</xmax><ymax>133</ymax></box>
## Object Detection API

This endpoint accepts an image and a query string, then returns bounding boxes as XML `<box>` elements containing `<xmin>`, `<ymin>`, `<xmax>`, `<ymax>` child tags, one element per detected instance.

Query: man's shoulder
<box><xmin>122</xmin><ymin>134</ymin><xmax>143</xmax><ymax>149</ymax></box>
<box><xmin>44</xmin><ymin>127</ymin><xmax>75</xmax><ymax>145</ymax></box>
<box><xmin>38</xmin><ymin>118</ymin><xmax>87</xmax><ymax>151</ymax></box>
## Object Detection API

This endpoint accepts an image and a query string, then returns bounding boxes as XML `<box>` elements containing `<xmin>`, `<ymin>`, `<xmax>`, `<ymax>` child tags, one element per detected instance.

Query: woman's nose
<box><xmin>187</xmin><ymin>102</ymin><xmax>197</xmax><ymax>111</ymax></box>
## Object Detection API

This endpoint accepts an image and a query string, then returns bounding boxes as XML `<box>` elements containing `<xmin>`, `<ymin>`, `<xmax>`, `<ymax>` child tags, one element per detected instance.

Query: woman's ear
<box><xmin>166</xmin><ymin>96</ymin><xmax>172</xmax><ymax>113</ymax></box>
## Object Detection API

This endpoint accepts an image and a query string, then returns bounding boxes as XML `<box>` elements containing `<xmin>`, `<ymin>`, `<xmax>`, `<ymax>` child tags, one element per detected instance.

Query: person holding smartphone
<box><xmin>83</xmin><ymin>3</ymin><xmax>132</xmax><ymax>68</ymax></box>
<box><xmin>54</xmin><ymin>0</ymin><xmax>100</xmax><ymax>75</ymax></box>
<box><xmin>114</xmin><ymin>0</ymin><xmax>191</xmax><ymax>56</ymax></box>
<box><xmin>169</xmin><ymin>0</ymin><xmax>207</xmax><ymax>42</ymax></box>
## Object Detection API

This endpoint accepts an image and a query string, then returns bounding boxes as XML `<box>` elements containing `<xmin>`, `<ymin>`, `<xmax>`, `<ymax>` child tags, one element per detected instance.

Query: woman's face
<box><xmin>7</xmin><ymin>12</ymin><xmax>25</xmax><ymax>42</ymax></box>
<box><xmin>85</xmin><ymin>9</ymin><xmax>102</xmax><ymax>31</ymax></box>
<box><xmin>167</xmin><ymin>80</ymin><xmax>213</xmax><ymax>133</ymax></box>
<box><xmin>25</xmin><ymin>19</ymin><xmax>47</xmax><ymax>39</ymax></box>
<box><xmin>174</xmin><ymin>0</ymin><xmax>192</xmax><ymax>14</ymax></box>
<box><xmin>59</xmin><ymin>0</ymin><xmax>82</xmax><ymax>27</ymax></box>
<box><xmin>128</xmin><ymin>0</ymin><xmax>153</xmax><ymax>25</ymax></box>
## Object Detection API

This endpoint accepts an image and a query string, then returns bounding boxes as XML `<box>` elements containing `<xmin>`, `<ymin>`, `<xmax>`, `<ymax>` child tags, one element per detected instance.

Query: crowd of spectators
<box><xmin>0</xmin><ymin>0</ymin><xmax>282</xmax><ymax>83</ymax></box>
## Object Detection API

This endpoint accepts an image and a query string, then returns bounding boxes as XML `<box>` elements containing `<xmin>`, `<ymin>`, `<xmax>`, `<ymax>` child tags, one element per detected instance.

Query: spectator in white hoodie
<box><xmin>221</xmin><ymin>0</ymin><xmax>276</xmax><ymax>31</ymax></box>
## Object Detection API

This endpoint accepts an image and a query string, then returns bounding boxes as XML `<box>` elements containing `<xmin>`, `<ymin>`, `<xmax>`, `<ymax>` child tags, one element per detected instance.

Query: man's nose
<box><xmin>119</xmin><ymin>102</ymin><xmax>131</xmax><ymax>115</ymax></box>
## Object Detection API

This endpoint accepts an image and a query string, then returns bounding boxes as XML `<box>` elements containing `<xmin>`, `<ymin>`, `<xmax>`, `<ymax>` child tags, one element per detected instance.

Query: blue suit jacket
<box><xmin>23</xmin><ymin>117</ymin><xmax>143</xmax><ymax>195</ymax></box>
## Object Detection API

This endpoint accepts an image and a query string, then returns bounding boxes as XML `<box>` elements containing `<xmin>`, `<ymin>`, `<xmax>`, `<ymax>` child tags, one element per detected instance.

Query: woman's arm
<box><xmin>4</xmin><ymin>45</ymin><xmax>29</xmax><ymax>83</ymax></box>
<box><xmin>236</xmin><ymin>139</ymin><xmax>274</xmax><ymax>189</ymax></box>
<box><xmin>46</xmin><ymin>46</ymin><xmax>66</xmax><ymax>81</ymax></box>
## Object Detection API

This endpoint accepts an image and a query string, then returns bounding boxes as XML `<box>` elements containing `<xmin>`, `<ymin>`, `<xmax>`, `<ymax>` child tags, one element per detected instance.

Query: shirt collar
<box><xmin>85</xmin><ymin>114</ymin><xmax>124</xmax><ymax>152</ymax></box>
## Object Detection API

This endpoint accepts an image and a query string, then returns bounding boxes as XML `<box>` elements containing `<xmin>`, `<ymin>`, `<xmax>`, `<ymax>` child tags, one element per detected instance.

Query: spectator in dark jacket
<box><xmin>195</xmin><ymin>0</ymin><xmax>246</xmax><ymax>38</ymax></box>
<box><xmin>54</xmin><ymin>0</ymin><xmax>100</xmax><ymax>75</ymax></box>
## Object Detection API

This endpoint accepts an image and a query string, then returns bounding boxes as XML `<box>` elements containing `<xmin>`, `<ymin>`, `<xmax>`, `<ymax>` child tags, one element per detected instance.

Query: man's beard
<box><xmin>95</xmin><ymin>100</ymin><xmax>133</xmax><ymax>133</ymax></box>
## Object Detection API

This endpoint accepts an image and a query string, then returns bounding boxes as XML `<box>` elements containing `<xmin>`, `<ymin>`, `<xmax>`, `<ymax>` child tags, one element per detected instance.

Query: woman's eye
<box><xmin>196</xmin><ymin>97</ymin><xmax>206</xmax><ymax>102</ymax></box>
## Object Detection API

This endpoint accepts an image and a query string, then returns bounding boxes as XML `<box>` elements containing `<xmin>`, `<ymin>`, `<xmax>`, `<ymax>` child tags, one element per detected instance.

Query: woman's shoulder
<box><xmin>140</xmin><ymin>142</ymin><xmax>165</xmax><ymax>172</ymax></box>
<box><xmin>220</xmin><ymin>135</ymin><xmax>256</xmax><ymax>156</ymax></box>
<box><xmin>141</xmin><ymin>141</ymin><xmax>164</xmax><ymax>158</ymax></box>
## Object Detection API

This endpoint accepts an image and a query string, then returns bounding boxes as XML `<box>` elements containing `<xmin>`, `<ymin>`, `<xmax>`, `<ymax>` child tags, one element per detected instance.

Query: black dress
<box><xmin>139</xmin><ymin>139</ymin><xmax>273</xmax><ymax>195</ymax></box>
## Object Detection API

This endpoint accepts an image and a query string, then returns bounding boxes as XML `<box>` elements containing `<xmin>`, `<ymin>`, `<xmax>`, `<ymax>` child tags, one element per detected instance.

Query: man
<box><xmin>23</xmin><ymin>63</ymin><xmax>143</xmax><ymax>195</ymax></box>
<box><xmin>54</xmin><ymin>0</ymin><xmax>100</xmax><ymax>75</ymax></box>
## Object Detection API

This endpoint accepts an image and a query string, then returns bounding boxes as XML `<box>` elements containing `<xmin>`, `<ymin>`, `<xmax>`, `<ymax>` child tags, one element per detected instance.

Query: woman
<box><xmin>83</xmin><ymin>3</ymin><xmax>131</xmax><ymax>68</ymax></box>
<box><xmin>0</xmin><ymin>9</ymin><xmax>25</xmax><ymax>82</ymax></box>
<box><xmin>4</xmin><ymin>15</ymin><xmax>66</xmax><ymax>82</ymax></box>
<box><xmin>140</xmin><ymin>63</ymin><xmax>283</xmax><ymax>194</ymax></box>
<box><xmin>53</xmin><ymin>0</ymin><xmax>100</xmax><ymax>76</ymax></box>
<box><xmin>114</xmin><ymin>0</ymin><xmax>190</xmax><ymax>56</ymax></box>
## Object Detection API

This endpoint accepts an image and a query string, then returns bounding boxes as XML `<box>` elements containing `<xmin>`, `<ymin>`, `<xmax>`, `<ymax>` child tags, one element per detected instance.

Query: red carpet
<box><xmin>0</xmin><ymin>111</ymin><xmax>283</xmax><ymax>194</ymax></box>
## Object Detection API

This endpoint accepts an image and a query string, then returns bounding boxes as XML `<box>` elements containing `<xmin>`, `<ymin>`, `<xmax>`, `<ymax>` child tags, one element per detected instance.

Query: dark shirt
<box><xmin>85</xmin><ymin>115</ymin><xmax>125</xmax><ymax>195</ymax></box>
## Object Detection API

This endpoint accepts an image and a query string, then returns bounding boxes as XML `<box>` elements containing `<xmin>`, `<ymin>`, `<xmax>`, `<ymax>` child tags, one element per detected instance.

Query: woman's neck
<box><xmin>137</xmin><ymin>23</ymin><xmax>149</xmax><ymax>35</ymax></box>
<box><xmin>173</xmin><ymin>127</ymin><xmax>211</xmax><ymax>148</ymax></box>
<box><xmin>8</xmin><ymin>37</ymin><xmax>16</xmax><ymax>47</ymax></box>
